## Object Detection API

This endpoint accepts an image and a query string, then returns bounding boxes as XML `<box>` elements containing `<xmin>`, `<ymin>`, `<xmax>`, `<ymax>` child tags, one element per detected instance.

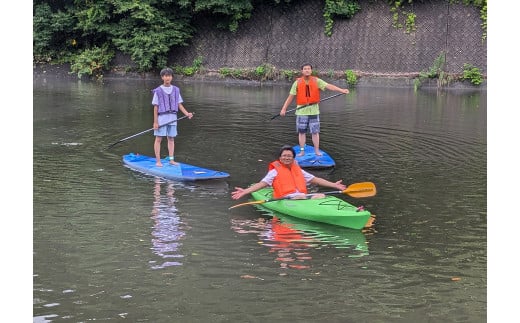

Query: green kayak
<box><xmin>250</xmin><ymin>187</ymin><xmax>373</xmax><ymax>230</ymax></box>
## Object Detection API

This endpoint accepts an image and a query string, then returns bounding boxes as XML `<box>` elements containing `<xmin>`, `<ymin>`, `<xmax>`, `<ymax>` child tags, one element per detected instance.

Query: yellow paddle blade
<box><xmin>229</xmin><ymin>200</ymin><xmax>267</xmax><ymax>210</ymax></box>
<box><xmin>343</xmin><ymin>182</ymin><xmax>377</xmax><ymax>198</ymax></box>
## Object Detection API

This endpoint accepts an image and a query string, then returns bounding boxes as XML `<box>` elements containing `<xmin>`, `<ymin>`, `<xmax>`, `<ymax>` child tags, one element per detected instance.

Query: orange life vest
<box><xmin>296</xmin><ymin>76</ymin><xmax>320</xmax><ymax>105</ymax></box>
<box><xmin>268</xmin><ymin>161</ymin><xmax>308</xmax><ymax>198</ymax></box>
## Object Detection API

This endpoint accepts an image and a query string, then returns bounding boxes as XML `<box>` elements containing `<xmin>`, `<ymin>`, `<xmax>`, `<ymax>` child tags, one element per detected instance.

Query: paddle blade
<box><xmin>343</xmin><ymin>182</ymin><xmax>376</xmax><ymax>198</ymax></box>
<box><xmin>229</xmin><ymin>200</ymin><xmax>266</xmax><ymax>210</ymax></box>
<box><xmin>106</xmin><ymin>141</ymin><xmax>122</xmax><ymax>150</ymax></box>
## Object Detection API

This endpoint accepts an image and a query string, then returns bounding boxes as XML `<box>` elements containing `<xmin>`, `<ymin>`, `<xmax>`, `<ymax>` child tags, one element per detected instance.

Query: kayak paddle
<box><xmin>229</xmin><ymin>181</ymin><xmax>376</xmax><ymax>209</ymax></box>
<box><xmin>270</xmin><ymin>92</ymin><xmax>345</xmax><ymax>120</ymax></box>
<box><xmin>107</xmin><ymin>114</ymin><xmax>192</xmax><ymax>149</ymax></box>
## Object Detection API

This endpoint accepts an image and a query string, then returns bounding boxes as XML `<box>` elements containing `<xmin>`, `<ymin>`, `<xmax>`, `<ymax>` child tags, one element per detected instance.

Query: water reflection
<box><xmin>230</xmin><ymin>206</ymin><xmax>371</xmax><ymax>271</ymax></box>
<box><xmin>149</xmin><ymin>177</ymin><xmax>187</xmax><ymax>269</ymax></box>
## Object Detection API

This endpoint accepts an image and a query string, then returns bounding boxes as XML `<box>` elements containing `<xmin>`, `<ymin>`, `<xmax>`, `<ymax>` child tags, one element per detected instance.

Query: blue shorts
<box><xmin>154</xmin><ymin>123</ymin><xmax>178</xmax><ymax>137</ymax></box>
<box><xmin>296</xmin><ymin>115</ymin><xmax>320</xmax><ymax>134</ymax></box>
<box><xmin>154</xmin><ymin>113</ymin><xmax>178</xmax><ymax>137</ymax></box>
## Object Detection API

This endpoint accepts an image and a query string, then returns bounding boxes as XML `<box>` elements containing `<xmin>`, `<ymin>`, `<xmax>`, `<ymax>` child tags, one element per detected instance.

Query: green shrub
<box><xmin>182</xmin><ymin>66</ymin><xmax>196</xmax><ymax>76</ymax></box>
<box><xmin>70</xmin><ymin>45</ymin><xmax>114</xmax><ymax>80</ymax></box>
<box><xmin>282</xmin><ymin>69</ymin><xmax>297</xmax><ymax>80</ymax></box>
<box><xmin>344</xmin><ymin>69</ymin><xmax>358</xmax><ymax>86</ymax></box>
<box><xmin>255</xmin><ymin>65</ymin><xmax>265</xmax><ymax>77</ymax></box>
<box><xmin>192</xmin><ymin>56</ymin><xmax>203</xmax><ymax>70</ymax></box>
<box><xmin>255</xmin><ymin>63</ymin><xmax>277</xmax><ymax>81</ymax></box>
<box><xmin>233</xmin><ymin>69</ymin><xmax>245</xmax><ymax>78</ymax></box>
<box><xmin>462</xmin><ymin>63</ymin><xmax>484</xmax><ymax>85</ymax></box>
<box><xmin>172</xmin><ymin>65</ymin><xmax>184</xmax><ymax>75</ymax></box>
<box><xmin>414</xmin><ymin>52</ymin><xmax>447</xmax><ymax>91</ymax></box>
<box><xmin>219</xmin><ymin>67</ymin><xmax>233</xmax><ymax>77</ymax></box>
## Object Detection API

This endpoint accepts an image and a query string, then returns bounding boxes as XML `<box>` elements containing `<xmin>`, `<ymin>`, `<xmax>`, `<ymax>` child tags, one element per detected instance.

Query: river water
<box><xmin>33</xmin><ymin>76</ymin><xmax>486</xmax><ymax>322</ymax></box>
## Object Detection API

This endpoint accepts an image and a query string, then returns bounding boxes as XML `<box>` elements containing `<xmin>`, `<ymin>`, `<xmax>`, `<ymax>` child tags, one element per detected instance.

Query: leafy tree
<box><xmin>186</xmin><ymin>0</ymin><xmax>254</xmax><ymax>32</ymax></box>
<box><xmin>33</xmin><ymin>2</ymin><xmax>78</xmax><ymax>62</ymax></box>
<box><xmin>73</xmin><ymin>1</ymin><xmax>193</xmax><ymax>71</ymax></box>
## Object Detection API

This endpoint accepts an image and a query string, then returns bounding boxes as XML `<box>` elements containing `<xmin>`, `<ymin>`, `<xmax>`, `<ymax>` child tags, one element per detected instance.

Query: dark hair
<box><xmin>160</xmin><ymin>68</ymin><xmax>174</xmax><ymax>77</ymax></box>
<box><xmin>301</xmin><ymin>63</ymin><xmax>312</xmax><ymax>70</ymax></box>
<box><xmin>279</xmin><ymin>145</ymin><xmax>296</xmax><ymax>158</ymax></box>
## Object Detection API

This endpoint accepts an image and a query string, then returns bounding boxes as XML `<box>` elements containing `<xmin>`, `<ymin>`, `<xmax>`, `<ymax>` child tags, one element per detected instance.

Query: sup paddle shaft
<box><xmin>270</xmin><ymin>92</ymin><xmax>345</xmax><ymax>120</ymax></box>
<box><xmin>107</xmin><ymin>114</ymin><xmax>192</xmax><ymax>149</ymax></box>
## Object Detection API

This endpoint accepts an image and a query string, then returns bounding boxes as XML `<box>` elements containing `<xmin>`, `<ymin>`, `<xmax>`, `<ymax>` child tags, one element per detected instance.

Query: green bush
<box><xmin>255</xmin><ymin>63</ymin><xmax>277</xmax><ymax>81</ymax></box>
<box><xmin>414</xmin><ymin>52</ymin><xmax>447</xmax><ymax>91</ymax></box>
<box><xmin>192</xmin><ymin>56</ymin><xmax>203</xmax><ymax>70</ymax></box>
<box><xmin>219</xmin><ymin>67</ymin><xmax>233</xmax><ymax>77</ymax></box>
<box><xmin>462</xmin><ymin>63</ymin><xmax>484</xmax><ymax>85</ymax></box>
<box><xmin>255</xmin><ymin>65</ymin><xmax>265</xmax><ymax>77</ymax></box>
<box><xmin>182</xmin><ymin>66</ymin><xmax>196</xmax><ymax>76</ymax></box>
<box><xmin>70</xmin><ymin>45</ymin><xmax>114</xmax><ymax>80</ymax></box>
<box><xmin>232</xmin><ymin>69</ymin><xmax>244</xmax><ymax>78</ymax></box>
<box><xmin>172</xmin><ymin>56</ymin><xmax>205</xmax><ymax>76</ymax></box>
<box><xmin>345</xmin><ymin>69</ymin><xmax>357</xmax><ymax>86</ymax></box>
<box><xmin>282</xmin><ymin>69</ymin><xmax>297</xmax><ymax>80</ymax></box>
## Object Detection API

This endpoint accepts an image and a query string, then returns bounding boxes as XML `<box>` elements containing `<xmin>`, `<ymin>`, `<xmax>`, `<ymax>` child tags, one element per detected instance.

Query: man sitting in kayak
<box><xmin>231</xmin><ymin>145</ymin><xmax>346</xmax><ymax>200</ymax></box>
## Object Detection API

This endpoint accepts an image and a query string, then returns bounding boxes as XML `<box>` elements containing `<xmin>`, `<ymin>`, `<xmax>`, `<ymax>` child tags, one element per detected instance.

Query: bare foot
<box><xmin>169</xmin><ymin>160</ymin><xmax>179</xmax><ymax>166</ymax></box>
<box><xmin>297</xmin><ymin>151</ymin><xmax>305</xmax><ymax>157</ymax></box>
<box><xmin>156</xmin><ymin>162</ymin><xmax>163</xmax><ymax>167</ymax></box>
<box><xmin>315</xmin><ymin>151</ymin><xmax>322</xmax><ymax>156</ymax></box>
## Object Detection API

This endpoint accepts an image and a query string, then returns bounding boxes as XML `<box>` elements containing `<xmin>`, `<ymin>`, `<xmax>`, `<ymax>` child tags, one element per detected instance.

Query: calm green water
<box><xmin>33</xmin><ymin>77</ymin><xmax>486</xmax><ymax>322</ymax></box>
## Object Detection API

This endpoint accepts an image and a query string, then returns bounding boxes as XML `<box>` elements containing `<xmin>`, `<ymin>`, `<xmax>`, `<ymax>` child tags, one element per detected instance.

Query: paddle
<box><xmin>270</xmin><ymin>92</ymin><xmax>345</xmax><ymax>120</ymax></box>
<box><xmin>106</xmin><ymin>114</ymin><xmax>192</xmax><ymax>149</ymax></box>
<box><xmin>229</xmin><ymin>181</ymin><xmax>376</xmax><ymax>209</ymax></box>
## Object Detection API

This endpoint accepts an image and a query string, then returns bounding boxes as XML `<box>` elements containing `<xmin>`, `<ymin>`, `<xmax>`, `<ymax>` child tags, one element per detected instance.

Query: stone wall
<box><xmin>170</xmin><ymin>0</ymin><xmax>486</xmax><ymax>75</ymax></box>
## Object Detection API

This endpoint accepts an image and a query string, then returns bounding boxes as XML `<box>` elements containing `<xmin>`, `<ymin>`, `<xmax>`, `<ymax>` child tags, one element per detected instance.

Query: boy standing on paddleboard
<box><xmin>152</xmin><ymin>68</ymin><xmax>193</xmax><ymax>167</ymax></box>
<box><xmin>279</xmin><ymin>63</ymin><xmax>349</xmax><ymax>156</ymax></box>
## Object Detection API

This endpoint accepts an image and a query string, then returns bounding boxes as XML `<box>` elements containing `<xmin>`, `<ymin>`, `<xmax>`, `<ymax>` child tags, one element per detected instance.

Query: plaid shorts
<box><xmin>296</xmin><ymin>115</ymin><xmax>320</xmax><ymax>134</ymax></box>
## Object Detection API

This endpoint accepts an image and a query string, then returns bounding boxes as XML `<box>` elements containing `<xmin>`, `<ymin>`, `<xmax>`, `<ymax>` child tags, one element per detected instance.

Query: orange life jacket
<box><xmin>296</xmin><ymin>76</ymin><xmax>320</xmax><ymax>105</ymax></box>
<box><xmin>268</xmin><ymin>160</ymin><xmax>308</xmax><ymax>198</ymax></box>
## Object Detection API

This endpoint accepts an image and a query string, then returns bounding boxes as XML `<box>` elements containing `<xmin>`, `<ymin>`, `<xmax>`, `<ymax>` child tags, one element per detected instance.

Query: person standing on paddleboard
<box><xmin>231</xmin><ymin>145</ymin><xmax>346</xmax><ymax>200</ymax></box>
<box><xmin>152</xmin><ymin>68</ymin><xmax>193</xmax><ymax>167</ymax></box>
<box><xmin>279</xmin><ymin>63</ymin><xmax>349</xmax><ymax>157</ymax></box>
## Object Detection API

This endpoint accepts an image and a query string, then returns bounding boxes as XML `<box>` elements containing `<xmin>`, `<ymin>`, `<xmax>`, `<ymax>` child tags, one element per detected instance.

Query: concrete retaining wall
<box><xmin>170</xmin><ymin>0</ymin><xmax>486</xmax><ymax>75</ymax></box>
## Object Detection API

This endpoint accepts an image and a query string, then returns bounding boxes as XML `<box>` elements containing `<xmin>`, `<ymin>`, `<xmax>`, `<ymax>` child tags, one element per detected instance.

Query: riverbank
<box><xmin>33</xmin><ymin>63</ymin><xmax>486</xmax><ymax>90</ymax></box>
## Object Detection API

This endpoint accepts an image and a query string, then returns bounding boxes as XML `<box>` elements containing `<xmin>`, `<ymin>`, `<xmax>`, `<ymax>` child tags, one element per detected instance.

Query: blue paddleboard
<box><xmin>123</xmin><ymin>153</ymin><xmax>230</xmax><ymax>181</ymax></box>
<box><xmin>293</xmin><ymin>145</ymin><xmax>335</xmax><ymax>169</ymax></box>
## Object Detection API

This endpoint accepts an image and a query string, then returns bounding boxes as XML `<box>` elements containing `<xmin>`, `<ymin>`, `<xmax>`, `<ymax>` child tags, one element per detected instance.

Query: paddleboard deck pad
<box><xmin>293</xmin><ymin>145</ymin><xmax>335</xmax><ymax>168</ymax></box>
<box><xmin>123</xmin><ymin>153</ymin><xmax>230</xmax><ymax>181</ymax></box>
